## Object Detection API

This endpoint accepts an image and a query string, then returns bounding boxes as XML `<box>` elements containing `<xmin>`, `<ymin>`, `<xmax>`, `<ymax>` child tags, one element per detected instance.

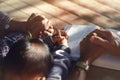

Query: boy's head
<box><xmin>3</xmin><ymin>38</ymin><xmax>53</xmax><ymax>80</ymax></box>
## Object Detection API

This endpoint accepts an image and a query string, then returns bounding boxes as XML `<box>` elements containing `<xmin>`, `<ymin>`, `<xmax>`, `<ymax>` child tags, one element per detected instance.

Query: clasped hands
<box><xmin>80</xmin><ymin>29</ymin><xmax>120</xmax><ymax>65</ymax></box>
<box><xmin>26</xmin><ymin>13</ymin><xmax>68</xmax><ymax>46</ymax></box>
<box><xmin>26</xmin><ymin>13</ymin><xmax>120</xmax><ymax>66</ymax></box>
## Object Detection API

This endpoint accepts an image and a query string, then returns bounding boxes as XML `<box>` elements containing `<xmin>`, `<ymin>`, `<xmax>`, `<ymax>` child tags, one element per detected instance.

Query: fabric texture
<box><xmin>0</xmin><ymin>12</ymin><xmax>11</xmax><ymax>30</ymax></box>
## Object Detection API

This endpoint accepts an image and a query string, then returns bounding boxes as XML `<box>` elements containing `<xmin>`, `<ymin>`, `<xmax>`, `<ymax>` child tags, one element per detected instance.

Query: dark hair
<box><xmin>4</xmin><ymin>38</ymin><xmax>53</xmax><ymax>76</ymax></box>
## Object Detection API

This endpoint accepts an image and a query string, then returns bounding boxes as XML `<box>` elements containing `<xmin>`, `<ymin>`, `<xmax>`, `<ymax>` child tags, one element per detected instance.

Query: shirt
<box><xmin>0</xmin><ymin>11</ymin><xmax>11</xmax><ymax>30</ymax></box>
<box><xmin>47</xmin><ymin>45</ymin><xmax>71</xmax><ymax>80</ymax></box>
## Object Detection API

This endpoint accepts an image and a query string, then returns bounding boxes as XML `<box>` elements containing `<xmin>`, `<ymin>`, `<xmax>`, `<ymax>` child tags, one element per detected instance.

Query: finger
<box><xmin>54</xmin><ymin>36</ymin><xmax>62</xmax><ymax>41</ymax></box>
<box><xmin>43</xmin><ymin>18</ymin><xmax>51</xmax><ymax>30</ymax></box>
<box><xmin>93</xmin><ymin>29</ymin><xmax>112</xmax><ymax>39</ymax></box>
<box><xmin>55</xmin><ymin>29</ymin><xmax>62</xmax><ymax>37</ymax></box>
<box><xmin>58</xmin><ymin>29</ymin><xmax>62</xmax><ymax>37</ymax></box>
<box><xmin>90</xmin><ymin>35</ymin><xmax>111</xmax><ymax>50</ymax></box>
<box><xmin>53</xmin><ymin>36</ymin><xmax>62</xmax><ymax>43</ymax></box>
<box><xmin>60</xmin><ymin>30</ymin><xmax>68</xmax><ymax>39</ymax></box>
<box><xmin>44</xmin><ymin>31</ymin><xmax>53</xmax><ymax>36</ymax></box>
<box><xmin>46</xmin><ymin>28</ymin><xmax>54</xmax><ymax>35</ymax></box>
<box><xmin>28</xmin><ymin>15</ymin><xmax>45</xmax><ymax>25</ymax></box>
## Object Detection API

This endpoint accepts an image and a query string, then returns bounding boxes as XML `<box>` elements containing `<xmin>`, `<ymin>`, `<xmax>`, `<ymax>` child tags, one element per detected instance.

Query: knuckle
<box><xmin>107</xmin><ymin>31</ymin><xmax>113</xmax><ymax>36</ymax></box>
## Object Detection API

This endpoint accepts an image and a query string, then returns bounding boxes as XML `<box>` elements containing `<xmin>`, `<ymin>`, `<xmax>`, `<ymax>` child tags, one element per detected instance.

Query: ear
<box><xmin>37</xmin><ymin>76</ymin><xmax>46</xmax><ymax>80</ymax></box>
<box><xmin>40</xmin><ymin>76</ymin><xmax>46</xmax><ymax>80</ymax></box>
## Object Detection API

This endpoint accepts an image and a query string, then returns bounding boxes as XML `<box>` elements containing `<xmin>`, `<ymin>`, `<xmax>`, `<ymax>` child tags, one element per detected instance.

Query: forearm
<box><xmin>47</xmin><ymin>65</ymin><xmax>63</xmax><ymax>80</ymax></box>
<box><xmin>47</xmin><ymin>45</ymin><xmax>71</xmax><ymax>80</ymax></box>
<box><xmin>0</xmin><ymin>11</ymin><xmax>27</xmax><ymax>32</ymax></box>
<box><xmin>66</xmin><ymin>56</ymin><xmax>90</xmax><ymax>80</ymax></box>
<box><xmin>9</xmin><ymin>19</ymin><xmax>27</xmax><ymax>32</ymax></box>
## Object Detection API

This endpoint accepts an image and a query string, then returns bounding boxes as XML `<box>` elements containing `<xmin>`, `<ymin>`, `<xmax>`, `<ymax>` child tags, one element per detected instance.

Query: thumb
<box><xmin>44</xmin><ymin>31</ymin><xmax>52</xmax><ymax>36</ymax></box>
<box><xmin>27</xmin><ymin>13</ymin><xmax>37</xmax><ymax>22</ymax></box>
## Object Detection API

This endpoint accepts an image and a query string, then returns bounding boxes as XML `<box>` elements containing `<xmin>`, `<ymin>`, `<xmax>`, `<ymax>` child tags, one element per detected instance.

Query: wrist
<box><xmin>79</xmin><ymin>55</ymin><xmax>92</xmax><ymax>65</ymax></box>
<box><xmin>61</xmin><ymin>42</ymin><xmax>69</xmax><ymax>47</ymax></box>
<box><xmin>75</xmin><ymin>66</ymin><xmax>86</xmax><ymax>72</ymax></box>
<box><xmin>67</xmin><ymin>66</ymin><xmax>87</xmax><ymax>80</ymax></box>
<box><xmin>54</xmin><ymin>44</ymin><xmax>70</xmax><ymax>54</ymax></box>
<box><xmin>76</xmin><ymin>61</ymin><xmax>89</xmax><ymax>71</ymax></box>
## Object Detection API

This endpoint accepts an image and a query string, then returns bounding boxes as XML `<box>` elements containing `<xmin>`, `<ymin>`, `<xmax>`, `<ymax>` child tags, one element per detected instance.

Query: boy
<box><xmin>2</xmin><ymin>38</ymin><xmax>54</xmax><ymax>80</ymax></box>
<box><xmin>0</xmin><ymin>31</ymin><xmax>70</xmax><ymax>80</ymax></box>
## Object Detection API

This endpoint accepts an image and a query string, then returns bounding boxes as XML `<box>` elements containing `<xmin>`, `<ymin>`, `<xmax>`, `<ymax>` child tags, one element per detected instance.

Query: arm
<box><xmin>47</xmin><ymin>45</ymin><xmax>70</xmax><ymax>80</ymax></box>
<box><xmin>66</xmin><ymin>30</ymin><xmax>105</xmax><ymax>80</ymax></box>
<box><xmin>0</xmin><ymin>11</ymin><xmax>27</xmax><ymax>32</ymax></box>
<box><xmin>0</xmin><ymin>12</ymin><xmax>54</xmax><ymax>39</ymax></box>
<box><xmin>0</xmin><ymin>32</ymin><xmax>27</xmax><ymax>57</ymax></box>
<box><xmin>8</xmin><ymin>19</ymin><xmax>27</xmax><ymax>32</ymax></box>
<box><xmin>43</xmin><ymin>30</ymin><xmax>68</xmax><ymax>52</ymax></box>
<box><xmin>47</xmin><ymin>30</ymin><xmax>71</xmax><ymax>80</ymax></box>
<box><xmin>66</xmin><ymin>67</ymin><xmax>86</xmax><ymax>80</ymax></box>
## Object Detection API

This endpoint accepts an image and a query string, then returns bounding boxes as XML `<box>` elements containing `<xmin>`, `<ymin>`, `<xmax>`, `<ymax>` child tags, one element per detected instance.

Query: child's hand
<box><xmin>53</xmin><ymin>29</ymin><xmax>68</xmax><ymax>47</ymax></box>
<box><xmin>39</xmin><ymin>25</ymin><xmax>55</xmax><ymax>39</ymax></box>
